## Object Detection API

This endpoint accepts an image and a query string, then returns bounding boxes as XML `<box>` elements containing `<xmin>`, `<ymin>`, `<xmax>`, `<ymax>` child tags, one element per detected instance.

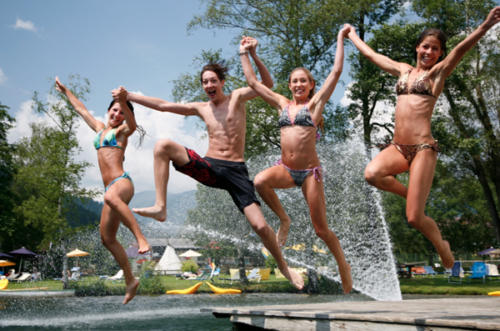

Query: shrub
<box><xmin>182</xmin><ymin>260</ymin><xmax>199</xmax><ymax>273</ymax></box>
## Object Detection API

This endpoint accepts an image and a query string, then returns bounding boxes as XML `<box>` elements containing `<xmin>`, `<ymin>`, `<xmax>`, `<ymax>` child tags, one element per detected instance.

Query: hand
<box><xmin>245</xmin><ymin>36</ymin><xmax>258</xmax><ymax>53</ymax></box>
<box><xmin>339</xmin><ymin>24</ymin><xmax>351</xmax><ymax>38</ymax></box>
<box><xmin>483</xmin><ymin>6</ymin><xmax>500</xmax><ymax>29</ymax></box>
<box><xmin>343</xmin><ymin>23</ymin><xmax>356</xmax><ymax>39</ymax></box>
<box><xmin>239</xmin><ymin>35</ymin><xmax>253</xmax><ymax>54</ymax></box>
<box><xmin>111</xmin><ymin>86</ymin><xmax>128</xmax><ymax>102</ymax></box>
<box><xmin>55</xmin><ymin>76</ymin><xmax>66</xmax><ymax>93</ymax></box>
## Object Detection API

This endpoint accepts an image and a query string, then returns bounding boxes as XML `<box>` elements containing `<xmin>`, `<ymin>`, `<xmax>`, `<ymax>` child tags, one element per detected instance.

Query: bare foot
<box><xmin>339</xmin><ymin>263</ymin><xmax>352</xmax><ymax>294</ymax></box>
<box><xmin>284</xmin><ymin>267</ymin><xmax>304</xmax><ymax>290</ymax></box>
<box><xmin>137</xmin><ymin>239</ymin><xmax>151</xmax><ymax>255</ymax></box>
<box><xmin>438</xmin><ymin>240</ymin><xmax>454</xmax><ymax>269</ymax></box>
<box><xmin>123</xmin><ymin>278</ymin><xmax>139</xmax><ymax>304</ymax></box>
<box><xmin>133</xmin><ymin>205</ymin><xmax>166</xmax><ymax>222</ymax></box>
<box><xmin>277</xmin><ymin>218</ymin><xmax>291</xmax><ymax>247</ymax></box>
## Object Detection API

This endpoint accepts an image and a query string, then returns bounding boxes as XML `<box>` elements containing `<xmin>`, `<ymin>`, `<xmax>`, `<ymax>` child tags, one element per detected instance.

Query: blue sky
<box><xmin>0</xmin><ymin>0</ymin><xmax>354</xmax><ymax>194</ymax></box>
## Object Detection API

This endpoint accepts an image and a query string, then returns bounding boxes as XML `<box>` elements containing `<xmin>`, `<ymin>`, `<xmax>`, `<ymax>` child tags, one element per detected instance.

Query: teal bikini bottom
<box><xmin>105</xmin><ymin>172</ymin><xmax>132</xmax><ymax>192</ymax></box>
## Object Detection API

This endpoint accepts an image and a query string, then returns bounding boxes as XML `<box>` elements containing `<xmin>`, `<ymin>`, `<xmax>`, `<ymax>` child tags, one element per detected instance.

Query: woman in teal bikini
<box><xmin>344</xmin><ymin>6</ymin><xmax>499</xmax><ymax>269</ymax></box>
<box><xmin>240</xmin><ymin>28</ymin><xmax>352</xmax><ymax>294</ymax></box>
<box><xmin>55</xmin><ymin>77</ymin><xmax>150</xmax><ymax>304</ymax></box>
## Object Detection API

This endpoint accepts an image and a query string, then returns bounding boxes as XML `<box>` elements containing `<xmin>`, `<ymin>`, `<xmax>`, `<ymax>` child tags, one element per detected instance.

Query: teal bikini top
<box><xmin>94</xmin><ymin>128</ymin><xmax>123</xmax><ymax>150</ymax></box>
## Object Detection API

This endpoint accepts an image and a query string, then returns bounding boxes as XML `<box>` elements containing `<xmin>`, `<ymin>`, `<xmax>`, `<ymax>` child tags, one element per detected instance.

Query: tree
<box><xmin>0</xmin><ymin>102</ymin><xmax>20</xmax><ymax>251</ymax></box>
<box><xmin>12</xmin><ymin>76</ymin><xmax>95</xmax><ymax>285</ymax></box>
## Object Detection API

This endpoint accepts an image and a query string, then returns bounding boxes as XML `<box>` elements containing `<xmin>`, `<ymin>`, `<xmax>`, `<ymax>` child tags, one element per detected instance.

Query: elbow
<box><xmin>263</xmin><ymin>80</ymin><xmax>274</xmax><ymax>89</ymax></box>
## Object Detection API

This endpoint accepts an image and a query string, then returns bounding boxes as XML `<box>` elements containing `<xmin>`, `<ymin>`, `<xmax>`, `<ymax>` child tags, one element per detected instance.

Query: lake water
<box><xmin>0</xmin><ymin>293</ymin><xmax>370</xmax><ymax>330</ymax></box>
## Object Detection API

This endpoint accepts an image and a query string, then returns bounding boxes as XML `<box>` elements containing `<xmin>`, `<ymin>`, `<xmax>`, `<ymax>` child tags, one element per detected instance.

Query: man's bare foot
<box><xmin>132</xmin><ymin>205</ymin><xmax>166</xmax><ymax>222</ymax></box>
<box><xmin>123</xmin><ymin>279</ymin><xmax>139</xmax><ymax>304</ymax></box>
<box><xmin>284</xmin><ymin>267</ymin><xmax>304</xmax><ymax>290</ymax></box>
<box><xmin>277</xmin><ymin>218</ymin><xmax>291</xmax><ymax>247</ymax></box>
<box><xmin>339</xmin><ymin>263</ymin><xmax>352</xmax><ymax>294</ymax></box>
<box><xmin>137</xmin><ymin>239</ymin><xmax>151</xmax><ymax>255</ymax></box>
<box><xmin>438</xmin><ymin>240</ymin><xmax>454</xmax><ymax>269</ymax></box>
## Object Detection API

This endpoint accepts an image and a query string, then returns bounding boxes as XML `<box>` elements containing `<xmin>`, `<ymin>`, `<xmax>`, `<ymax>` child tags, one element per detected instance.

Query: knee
<box><xmin>406</xmin><ymin>209</ymin><xmax>423</xmax><ymax>228</ymax></box>
<box><xmin>253</xmin><ymin>173</ymin><xmax>267</xmax><ymax>192</ymax></box>
<box><xmin>364</xmin><ymin>166</ymin><xmax>378</xmax><ymax>186</ymax></box>
<box><xmin>154</xmin><ymin>139</ymin><xmax>174</xmax><ymax>156</ymax></box>
<box><xmin>100</xmin><ymin>233</ymin><xmax>116</xmax><ymax>248</ymax></box>
<box><xmin>104</xmin><ymin>192</ymin><xmax>119</xmax><ymax>209</ymax></box>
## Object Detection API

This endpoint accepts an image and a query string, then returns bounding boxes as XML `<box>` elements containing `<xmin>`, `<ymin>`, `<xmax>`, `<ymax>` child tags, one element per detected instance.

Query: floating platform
<box><xmin>203</xmin><ymin>297</ymin><xmax>500</xmax><ymax>330</ymax></box>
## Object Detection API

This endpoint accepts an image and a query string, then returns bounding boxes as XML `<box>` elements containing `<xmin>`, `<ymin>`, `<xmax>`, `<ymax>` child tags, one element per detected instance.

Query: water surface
<box><xmin>0</xmin><ymin>293</ymin><xmax>370</xmax><ymax>330</ymax></box>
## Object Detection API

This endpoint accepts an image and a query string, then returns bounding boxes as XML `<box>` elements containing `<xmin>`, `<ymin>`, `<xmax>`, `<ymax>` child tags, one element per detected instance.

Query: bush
<box><xmin>182</xmin><ymin>260</ymin><xmax>199</xmax><ymax>273</ymax></box>
<box><xmin>138</xmin><ymin>275</ymin><xmax>165</xmax><ymax>295</ymax></box>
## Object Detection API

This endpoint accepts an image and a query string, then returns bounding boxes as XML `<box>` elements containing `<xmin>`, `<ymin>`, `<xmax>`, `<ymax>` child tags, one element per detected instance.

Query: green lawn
<box><xmin>399</xmin><ymin>275</ymin><xmax>500</xmax><ymax>295</ymax></box>
<box><xmin>4</xmin><ymin>274</ymin><xmax>500</xmax><ymax>296</ymax></box>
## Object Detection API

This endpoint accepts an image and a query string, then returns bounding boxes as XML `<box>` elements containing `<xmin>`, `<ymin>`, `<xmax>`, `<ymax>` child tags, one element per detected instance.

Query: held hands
<box><xmin>339</xmin><ymin>24</ymin><xmax>351</xmax><ymax>39</ymax></box>
<box><xmin>342</xmin><ymin>23</ymin><xmax>356</xmax><ymax>39</ymax></box>
<box><xmin>240</xmin><ymin>35</ymin><xmax>258</xmax><ymax>54</ymax></box>
<box><xmin>111</xmin><ymin>86</ymin><xmax>128</xmax><ymax>103</ymax></box>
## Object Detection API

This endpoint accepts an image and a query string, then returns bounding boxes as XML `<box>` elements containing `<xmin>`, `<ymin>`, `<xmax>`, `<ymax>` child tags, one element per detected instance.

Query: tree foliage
<box><xmin>12</xmin><ymin>76</ymin><xmax>96</xmax><ymax>250</ymax></box>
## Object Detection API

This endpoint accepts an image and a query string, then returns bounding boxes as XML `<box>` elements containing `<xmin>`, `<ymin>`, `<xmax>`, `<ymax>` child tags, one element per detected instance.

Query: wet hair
<box><xmin>107</xmin><ymin>99</ymin><xmax>146</xmax><ymax>146</ymax></box>
<box><xmin>415</xmin><ymin>28</ymin><xmax>447</xmax><ymax>62</ymax></box>
<box><xmin>288</xmin><ymin>67</ymin><xmax>316</xmax><ymax>99</ymax></box>
<box><xmin>200</xmin><ymin>63</ymin><xmax>229</xmax><ymax>83</ymax></box>
<box><xmin>288</xmin><ymin>67</ymin><xmax>324</xmax><ymax>131</ymax></box>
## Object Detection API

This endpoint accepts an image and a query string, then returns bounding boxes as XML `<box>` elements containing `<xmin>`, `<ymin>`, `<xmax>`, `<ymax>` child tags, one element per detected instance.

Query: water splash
<box><xmin>187</xmin><ymin>137</ymin><xmax>401</xmax><ymax>301</ymax></box>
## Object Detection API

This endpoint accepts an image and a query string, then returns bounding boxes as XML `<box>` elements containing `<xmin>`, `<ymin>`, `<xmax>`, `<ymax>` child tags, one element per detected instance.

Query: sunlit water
<box><xmin>0</xmin><ymin>293</ymin><xmax>370</xmax><ymax>330</ymax></box>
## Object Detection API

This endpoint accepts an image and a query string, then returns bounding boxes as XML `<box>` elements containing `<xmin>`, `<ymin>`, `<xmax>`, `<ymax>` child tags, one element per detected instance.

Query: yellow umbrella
<box><xmin>285</xmin><ymin>243</ymin><xmax>305</xmax><ymax>251</ymax></box>
<box><xmin>66</xmin><ymin>249</ymin><xmax>89</xmax><ymax>257</ymax></box>
<box><xmin>0</xmin><ymin>260</ymin><xmax>16</xmax><ymax>267</ymax></box>
<box><xmin>313</xmin><ymin>245</ymin><xmax>327</xmax><ymax>254</ymax></box>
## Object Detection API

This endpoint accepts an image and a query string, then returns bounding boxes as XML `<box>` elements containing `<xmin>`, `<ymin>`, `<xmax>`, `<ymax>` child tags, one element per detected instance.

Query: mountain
<box><xmin>70</xmin><ymin>190</ymin><xmax>197</xmax><ymax>236</ymax></box>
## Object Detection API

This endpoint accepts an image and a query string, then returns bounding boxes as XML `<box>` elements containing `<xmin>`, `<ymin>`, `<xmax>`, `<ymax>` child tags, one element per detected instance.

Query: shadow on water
<box><xmin>0</xmin><ymin>293</ymin><xmax>370</xmax><ymax>330</ymax></box>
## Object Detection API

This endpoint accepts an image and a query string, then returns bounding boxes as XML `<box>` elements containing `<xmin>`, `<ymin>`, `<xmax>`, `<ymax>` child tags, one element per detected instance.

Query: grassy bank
<box><xmin>4</xmin><ymin>274</ymin><xmax>500</xmax><ymax>296</ymax></box>
<box><xmin>399</xmin><ymin>275</ymin><xmax>500</xmax><ymax>295</ymax></box>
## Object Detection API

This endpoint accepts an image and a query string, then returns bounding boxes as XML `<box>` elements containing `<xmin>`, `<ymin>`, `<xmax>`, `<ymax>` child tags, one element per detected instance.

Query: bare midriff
<box><xmin>97</xmin><ymin>148</ymin><xmax>126</xmax><ymax>187</ymax></box>
<box><xmin>280</xmin><ymin>126</ymin><xmax>319</xmax><ymax>169</ymax></box>
<box><xmin>393</xmin><ymin>94</ymin><xmax>437</xmax><ymax>144</ymax></box>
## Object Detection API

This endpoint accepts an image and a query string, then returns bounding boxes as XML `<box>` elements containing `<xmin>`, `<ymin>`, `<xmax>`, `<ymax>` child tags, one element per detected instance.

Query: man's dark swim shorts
<box><xmin>173</xmin><ymin>148</ymin><xmax>260</xmax><ymax>212</ymax></box>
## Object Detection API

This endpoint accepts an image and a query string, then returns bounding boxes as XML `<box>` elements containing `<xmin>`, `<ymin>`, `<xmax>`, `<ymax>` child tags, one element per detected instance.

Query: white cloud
<box><xmin>12</xmin><ymin>18</ymin><xmax>37</xmax><ymax>32</ymax></box>
<box><xmin>8</xmin><ymin>93</ymin><xmax>208</xmax><ymax>196</ymax></box>
<box><xmin>0</xmin><ymin>68</ymin><xmax>6</xmax><ymax>84</ymax></box>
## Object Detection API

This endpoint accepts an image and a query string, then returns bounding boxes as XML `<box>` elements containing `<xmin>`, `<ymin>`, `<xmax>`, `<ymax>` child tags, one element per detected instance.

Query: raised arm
<box><xmin>111</xmin><ymin>86</ymin><xmax>137</xmax><ymax>136</ymax></box>
<box><xmin>436</xmin><ymin>6</ymin><xmax>499</xmax><ymax>79</ymax></box>
<box><xmin>240</xmin><ymin>36</ymin><xmax>288</xmax><ymax>109</ymax></box>
<box><xmin>309</xmin><ymin>25</ymin><xmax>348</xmax><ymax>116</ymax></box>
<box><xmin>346</xmin><ymin>24</ymin><xmax>405</xmax><ymax>77</ymax></box>
<box><xmin>125</xmin><ymin>90</ymin><xmax>199</xmax><ymax>117</ymax></box>
<box><xmin>55</xmin><ymin>77</ymin><xmax>103</xmax><ymax>132</ymax></box>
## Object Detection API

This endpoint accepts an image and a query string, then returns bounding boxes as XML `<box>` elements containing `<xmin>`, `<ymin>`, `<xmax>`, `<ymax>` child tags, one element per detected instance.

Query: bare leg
<box><xmin>133</xmin><ymin>139</ymin><xmax>190</xmax><ymax>222</ymax></box>
<box><xmin>364</xmin><ymin>145</ymin><xmax>410</xmax><ymax>198</ymax></box>
<box><xmin>104</xmin><ymin>180</ymin><xmax>150</xmax><ymax>254</ymax></box>
<box><xmin>406</xmin><ymin>150</ymin><xmax>454</xmax><ymax>269</ymax></box>
<box><xmin>302</xmin><ymin>176</ymin><xmax>352</xmax><ymax>294</ymax></box>
<box><xmin>254</xmin><ymin>166</ymin><xmax>296</xmax><ymax>246</ymax></box>
<box><xmin>243</xmin><ymin>203</ymin><xmax>304</xmax><ymax>290</ymax></box>
<box><xmin>100</xmin><ymin>205</ymin><xmax>139</xmax><ymax>304</ymax></box>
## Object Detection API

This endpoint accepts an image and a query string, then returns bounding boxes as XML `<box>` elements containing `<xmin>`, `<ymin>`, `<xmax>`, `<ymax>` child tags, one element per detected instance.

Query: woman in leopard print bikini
<box><xmin>343</xmin><ymin>6</ymin><xmax>499</xmax><ymax>269</ymax></box>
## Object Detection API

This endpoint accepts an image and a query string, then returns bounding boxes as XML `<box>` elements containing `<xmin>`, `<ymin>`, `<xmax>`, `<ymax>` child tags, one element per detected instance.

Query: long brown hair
<box><xmin>288</xmin><ymin>67</ymin><xmax>324</xmax><ymax>131</ymax></box>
